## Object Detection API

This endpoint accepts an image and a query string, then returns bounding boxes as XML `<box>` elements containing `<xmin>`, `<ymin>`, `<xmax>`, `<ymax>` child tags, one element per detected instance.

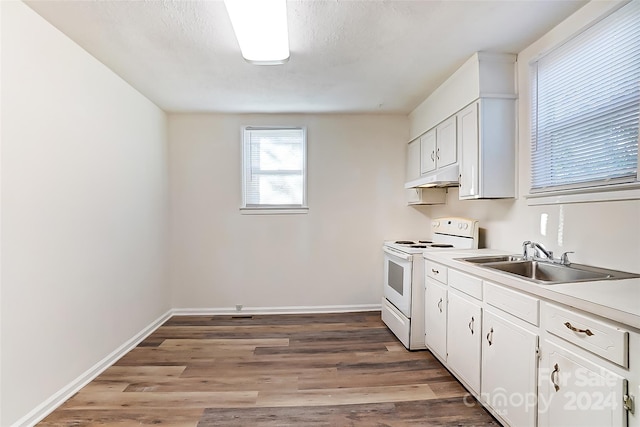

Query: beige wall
<box><xmin>415</xmin><ymin>0</ymin><xmax>640</xmax><ymax>273</ymax></box>
<box><xmin>1</xmin><ymin>2</ymin><xmax>170</xmax><ymax>425</ymax></box>
<box><xmin>168</xmin><ymin>114</ymin><xmax>432</xmax><ymax>309</ymax></box>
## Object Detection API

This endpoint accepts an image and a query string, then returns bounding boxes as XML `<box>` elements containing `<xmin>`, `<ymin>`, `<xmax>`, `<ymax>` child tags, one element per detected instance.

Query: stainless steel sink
<box><xmin>485</xmin><ymin>260</ymin><xmax>611</xmax><ymax>283</ymax></box>
<box><xmin>458</xmin><ymin>256</ymin><xmax>640</xmax><ymax>284</ymax></box>
<box><xmin>459</xmin><ymin>255</ymin><xmax>522</xmax><ymax>264</ymax></box>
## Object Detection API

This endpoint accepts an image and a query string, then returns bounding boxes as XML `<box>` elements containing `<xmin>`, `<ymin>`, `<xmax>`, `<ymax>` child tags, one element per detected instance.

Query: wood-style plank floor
<box><xmin>39</xmin><ymin>311</ymin><xmax>499</xmax><ymax>426</ymax></box>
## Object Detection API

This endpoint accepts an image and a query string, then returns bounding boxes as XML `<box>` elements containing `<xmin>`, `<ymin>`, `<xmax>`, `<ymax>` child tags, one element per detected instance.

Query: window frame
<box><xmin>525</xmin><ymin>0</ymin><xmax>640</xmax><ymax>206</ymax></box>
<box><xmin>240</xmin><ymin>126</ymin><xmax>308</xmax><ymax>214</ymax></box>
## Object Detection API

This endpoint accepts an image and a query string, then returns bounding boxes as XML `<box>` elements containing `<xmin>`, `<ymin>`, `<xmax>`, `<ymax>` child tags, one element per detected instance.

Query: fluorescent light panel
<box><xmin>224</xmin><ymin>0</ymin><xmax>290</xmax><ymax>65</ymax></box>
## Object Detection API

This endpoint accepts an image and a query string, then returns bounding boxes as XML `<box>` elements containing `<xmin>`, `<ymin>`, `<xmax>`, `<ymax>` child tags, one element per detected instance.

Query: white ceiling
<box><xmin>25</xmin><ymin>0</ymin><xmax>587</xmax><ymax>114</ymax></box>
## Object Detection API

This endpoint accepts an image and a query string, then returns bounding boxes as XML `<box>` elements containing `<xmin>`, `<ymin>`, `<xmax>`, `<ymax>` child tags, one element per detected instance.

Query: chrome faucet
<box><xmin>522</xmin><ymin>240</ymin><xmax>532</xmax><ymax>259</ymax></box>
<box><xmin>532</xmin><ymin>242</ymin><xmax>554</xmax><ymax>260</ymax></box>
<box><xmin>522</xmin><ymin>241</ymin><xmax>552</xmax><ymax>260</ymax></box>
<box><xmin>522</xmin><ymin>241</ymin><xmax>573</xmax><ymax>265</ymax></box>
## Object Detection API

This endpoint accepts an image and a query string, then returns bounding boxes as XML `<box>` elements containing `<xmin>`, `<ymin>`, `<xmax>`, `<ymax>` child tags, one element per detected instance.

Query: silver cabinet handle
<box><xmin>564</xmin><ymin>322</ymin><xmax>594</xmax><ymax>336</ymax></box>
<box><xmin>431</xmin><ymin>268</ymin><xmax>439</xmax><ymax>275</ymax></box>
<box><xmin>551</xmin><ymin>363</ymin><xmax>560</xmax><ymax>392</ymax></box>
<box><xmin>437</xmin><ymin>298</ymin><xmax>443</xmax><ymax>313</ymax></box>
<box><xmin>486</xmin><ymin>327</ymin><xmax>493</xmax><ymax>346</ymax></box>
<box><xmin>468</xmin><ymin>316</ymin><xmax>475</xmax><ymax>335</ymax></box>
<box><xmin>430</xmin><ymin>151</ymin><xmax>435</xmax><ymax>161</ymax></box>
<box><xmin>436</xmin><ymin>147</ymin><xmax>440</xmax><ymax>160</ymax></box>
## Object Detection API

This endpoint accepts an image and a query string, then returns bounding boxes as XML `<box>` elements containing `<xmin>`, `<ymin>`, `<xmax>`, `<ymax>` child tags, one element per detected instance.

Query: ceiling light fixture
<box><xmin>224</xmin><ymin>0</ymin><xmax>290</xmax><ymax>65</ymax></box>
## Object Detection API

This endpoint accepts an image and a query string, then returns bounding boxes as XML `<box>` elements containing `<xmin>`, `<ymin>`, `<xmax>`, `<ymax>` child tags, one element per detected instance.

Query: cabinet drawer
<box><xmin>542</xmin><ymin>302</ymin><xmax>628</xmax><ymax>367</ymax></box>
<box><xmin>425</xmin><ymin>260</ymin><xmax>448</xmax><ymax>284</ymax></box>
<box><xmin>448</xmin><ymin>269</ymin><xmax>482</xmax><ymax>300</ymax></box>
<box><xmin>381</xmin><ymin>298</ymin><xmax>410</xmax><ymax>349</ymax></box>
<box><xmin>484</xmin><ymin>281</ymin><xmax>539</xmax><ymax>326</ymax></box>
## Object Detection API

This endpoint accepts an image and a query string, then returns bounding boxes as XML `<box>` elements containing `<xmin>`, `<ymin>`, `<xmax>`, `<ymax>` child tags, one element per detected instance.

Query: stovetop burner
<box><xmin>392</xmin><ymin>240</ymin><xmax>448</xmax><ymax>248</ymax></box>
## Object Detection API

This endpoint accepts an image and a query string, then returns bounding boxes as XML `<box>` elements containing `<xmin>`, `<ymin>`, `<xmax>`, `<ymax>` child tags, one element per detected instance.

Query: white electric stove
<box><xmin>382</xmin><ymin>217</ymin><xmax>479</xmax><ymax>349</ymax></box>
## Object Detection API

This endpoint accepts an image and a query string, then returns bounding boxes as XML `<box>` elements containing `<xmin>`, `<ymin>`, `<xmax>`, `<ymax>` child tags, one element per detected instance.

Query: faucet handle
<box><xmin>560</xmin><ymin>251</ymin><xmax>574</xmax><ymax>265</ymax></box>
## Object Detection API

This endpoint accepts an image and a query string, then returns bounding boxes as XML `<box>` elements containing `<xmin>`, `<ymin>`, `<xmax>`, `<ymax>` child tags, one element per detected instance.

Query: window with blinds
<box><xmin>530</xmin><ymin>1</ymin><xmax>640</xmax><ymax>194</ymax></box>
<box><xmin>242</xmin><ymin>127</ymin><xmax>307</xmax><ymax>210</ymax></box>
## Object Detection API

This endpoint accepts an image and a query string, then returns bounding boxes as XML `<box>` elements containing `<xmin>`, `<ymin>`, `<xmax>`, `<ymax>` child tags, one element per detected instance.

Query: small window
<box><xmin>529</xmin><ymin>1</ymin><xmax>640</xmax><ymax>196</ymax></box>
<box><xmin>241</xmin><ymin>126</ymin><xmax>307</xmax><ymax>212</ymax></box>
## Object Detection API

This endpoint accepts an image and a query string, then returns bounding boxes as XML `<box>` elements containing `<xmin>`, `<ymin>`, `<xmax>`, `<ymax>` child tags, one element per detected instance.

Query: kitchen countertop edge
<box><xmin>423</xmin><ymin>248</ymin><xmax>640</xmax><ymax>331</ymax></box>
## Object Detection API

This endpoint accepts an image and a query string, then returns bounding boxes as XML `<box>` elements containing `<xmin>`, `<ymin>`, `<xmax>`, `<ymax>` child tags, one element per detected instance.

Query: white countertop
<box><xmin>423</xmin><ymin>248</ymin><xmax>640</xmax><ymax>331</ymax></box>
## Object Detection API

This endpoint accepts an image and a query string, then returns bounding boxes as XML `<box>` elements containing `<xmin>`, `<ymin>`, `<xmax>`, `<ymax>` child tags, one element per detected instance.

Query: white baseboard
<box><xmin>12</xmin><ymin>304</ymin><xmax>381</xmax><ymax>426</ymax></box>
<box><xmin>12</xmin><ymin>309</ymin><xmax>173</xmax><ymax>427</ymax></box>
<box><xmin>171</xmin><ymin>304</ymin><xmax>382</xmax><ymax>316</ymax></box>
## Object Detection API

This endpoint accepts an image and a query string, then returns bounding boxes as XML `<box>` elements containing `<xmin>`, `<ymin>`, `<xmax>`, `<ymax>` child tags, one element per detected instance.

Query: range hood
<box><xmin>404</xmin><ymin>164</ymin><xmax>460</xmax><ymax>189</ymax></box>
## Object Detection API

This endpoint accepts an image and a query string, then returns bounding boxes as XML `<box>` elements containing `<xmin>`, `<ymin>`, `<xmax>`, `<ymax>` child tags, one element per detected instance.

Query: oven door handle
<box><xmin>383</xmin><ymin>247</ymin><xmax>413</xmax><ymax>261</ymax></box>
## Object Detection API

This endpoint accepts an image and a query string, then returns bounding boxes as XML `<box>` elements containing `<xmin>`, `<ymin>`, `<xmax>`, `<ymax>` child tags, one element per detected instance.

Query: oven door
<box><xmin>383</xmin><ymin>247</ymin><xmax>412</xmax><ymax>318</ymax></box>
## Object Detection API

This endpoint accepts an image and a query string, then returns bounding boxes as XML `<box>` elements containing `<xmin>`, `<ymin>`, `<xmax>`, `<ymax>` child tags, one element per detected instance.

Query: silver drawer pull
<box><xmin>564</xmin><ymin>322</ymin><xmax>594</xmax><ymax>336</ymax></box>
<box><xmin>551</xmin><ymin>363</ymin><xmax>560</xmax><ymax>392</ymax></box>
<box><xmin>468</xmin><ymin>316</ymin><xmax>475</xmax><ymax>335</ymax></box>
<box><xmin>431</xmin><ymin>268</ymin><xmax>439</xmax><ymax>274</ymax></box>
<box><xmin>486</xmin><ymin>327</ymin><xmax>493</xmax><ymax>346</ymax></box>
<box><xmin>437</xmin><ymin>298</ymin><xmax>443</xmax><ymax>313</ymax></box>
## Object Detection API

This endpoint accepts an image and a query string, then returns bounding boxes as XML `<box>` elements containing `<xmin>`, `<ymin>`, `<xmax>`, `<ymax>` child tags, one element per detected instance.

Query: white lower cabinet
<box><xmin>447</xmin><ymin>289</ymin><xmax>482</xmax><ymax>394</ymax></box>
<box><xmin>538</xmin><ymin>339</ymin><xmax>628</xmax><ymax>427</ymax></box>
<box><xmin>424</xmin><ymin>278</ymin><xmax>447</xmax><ymax>361</ymax></box>
<box><xmin>422</xmin><ymin>260</ymin><xmax>636</xmax><ymax>427</ymax></box>
<box><xmin>482</xmin><ymin>308</ymin><xmax>538</xmax><ymax>427</ymax></box>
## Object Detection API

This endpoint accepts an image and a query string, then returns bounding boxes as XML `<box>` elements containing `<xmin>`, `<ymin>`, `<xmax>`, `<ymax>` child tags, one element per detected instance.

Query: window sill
<box><xmin>525</xmin><ymin>183</ymin><xmax>640</xmax><ymax>205</ymax></box>
<box><xmin>240</xmin><ymin>206</ymin><xmax>309</xmax><ymax>215</ymax></box>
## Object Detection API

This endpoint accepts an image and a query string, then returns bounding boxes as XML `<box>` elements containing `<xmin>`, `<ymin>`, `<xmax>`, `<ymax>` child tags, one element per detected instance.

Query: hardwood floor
<box><xmin>39</xmin><ymin>311</ymin><xmax>499</xmax><ymax>426</ymax></box>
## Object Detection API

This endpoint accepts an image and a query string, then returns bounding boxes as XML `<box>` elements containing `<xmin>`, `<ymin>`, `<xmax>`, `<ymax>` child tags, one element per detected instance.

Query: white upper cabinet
<box><xmin>405</xmin><ymin>115</ymin><xmax>459</xmax><ymax>190</ymax></box>
<box><xmin>406</xmin><ymin>138</ymin><xmax>421</xmax><ymax>182</ymax></box>
<box><xmin>435</xmin><ymin>116</ymin><xmax>457</xmax><ymax>169</ymax></box>
<box><xmin>419</xmin><ymin>117</ymin><xmax>456</xmax><ymax>175</ymax></box>
<box><xmin>406</xmin><ymin>52</ymin><xmax>517</xmax><ymax>197</ymax></box>
<box><xmin>405</xmin><ymin>133</ymin><xmax>447</xmax><ymax>205</ymax></box>
<box><xmin>458</xmin><ymin>99</ymin><xmax>516</xmax><ymax>199</ymax></box>
<box><xmin>419</xmin><ymin>129</ymin><xmax>437</xmax><ymax>174</ymax></box>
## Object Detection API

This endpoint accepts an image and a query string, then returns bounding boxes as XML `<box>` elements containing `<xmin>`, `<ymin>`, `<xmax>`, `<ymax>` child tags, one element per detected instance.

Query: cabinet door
<box><xmin>539</xmin><ymin>340</ymin><xmax>627</xmax><ymax>427</ymax></box>
<box><xmin>425</xmin><ymin>279</ymin><xmax>447</xmax><ymax>361</ymax></box>
<box><xmin>458</xmin><ymin>102</ymin><xmax>479</xmax><ymax>198</ymax></box>
<box><xmin>447</xmin><ymin>290</ymin><xmax>482</xmax><ymax>394</ymax></box>
<box><xmin>436</xmin><ymin>116</ymin><xmax>457</xmax><ymax>168</ymax></box>
<box><xmin>406</xmin><ymin>138</ymin><xmax>421</xmax><ymax>182</ymax></box>
<box><xmin>482</xmin><ymin>309</ymin><xmax>538</xmax><ymax>427</ymax></box>
<box><xmin>420</xmin><ymin>129</ymin><xmax>437</xmax><ymax>174</ymax></box>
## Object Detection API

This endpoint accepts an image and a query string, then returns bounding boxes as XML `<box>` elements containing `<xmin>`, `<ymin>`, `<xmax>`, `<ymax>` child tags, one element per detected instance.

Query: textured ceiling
<box><xmin>25</xmin><ymin>0</ymin><xmax>587</xmax><ymax>114</ymax></box>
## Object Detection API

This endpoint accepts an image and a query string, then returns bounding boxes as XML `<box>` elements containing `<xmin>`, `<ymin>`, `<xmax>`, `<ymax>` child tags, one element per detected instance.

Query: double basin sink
<box><xmin>458</xmin><ymin>255</ymin><xmax>640</xmax><ymax>285</ymax></box>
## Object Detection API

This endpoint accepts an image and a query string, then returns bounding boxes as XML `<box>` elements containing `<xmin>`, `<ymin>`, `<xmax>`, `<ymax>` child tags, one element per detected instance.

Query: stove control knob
<box><xmin>463</xmin><ymin>223</ymin><xmax>469</xmax><ymax>230</ymax></box>
<box><xmin>433</xmin><ymin>221</ymin><xmax>440</xmax><ymax>228</ymax></box>
<box><xmin>458</xmin><ymin>223</ymin><xmax>463</xmax><ymax>229</ymax></box>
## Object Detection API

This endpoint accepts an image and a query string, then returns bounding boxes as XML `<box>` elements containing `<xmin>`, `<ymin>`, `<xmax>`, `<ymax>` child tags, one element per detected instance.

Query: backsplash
<box><xmin>421</xmin><ymin>187</ymin><xmax>640</xmax><ymax>274</ymax></box>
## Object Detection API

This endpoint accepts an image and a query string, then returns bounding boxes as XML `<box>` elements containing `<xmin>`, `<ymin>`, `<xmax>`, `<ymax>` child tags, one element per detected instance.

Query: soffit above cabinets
<box><xmin>25</xmin><ymin>0</ymin><xmax>586</xmax><ymax>113</ymax></box>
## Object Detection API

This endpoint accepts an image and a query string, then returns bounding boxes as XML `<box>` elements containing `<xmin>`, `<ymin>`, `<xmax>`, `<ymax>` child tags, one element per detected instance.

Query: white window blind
<box><xmin>242</xmin><ymin>127</ymin><xmax>306</xmax><ymax>209</ymax></box>
<box><xmin>530</xmin><ymin>1</ymin><xmax>640</xmax><ymax>193</ymax></box>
